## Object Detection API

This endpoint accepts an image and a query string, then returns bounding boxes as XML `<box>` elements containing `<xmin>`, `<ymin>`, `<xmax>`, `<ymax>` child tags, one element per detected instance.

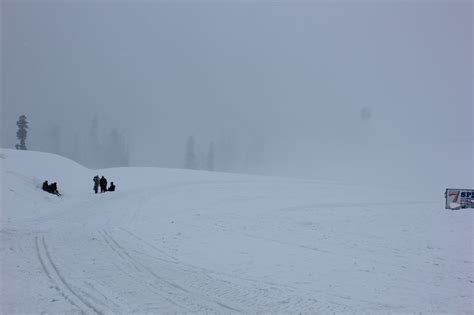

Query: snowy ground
<box><xmin>0</xmin><ymin>149</ymin><xmax>472</xmax><ymax>314</ymax></box>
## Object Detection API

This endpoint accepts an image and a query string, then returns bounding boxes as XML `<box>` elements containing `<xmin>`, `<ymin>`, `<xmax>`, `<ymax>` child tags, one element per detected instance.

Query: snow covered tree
<box><xmin>185</xmin><ymin>136</ymin><xmax>197</xmax><ymax>169</ymax></box>
<box><xmin>104</xmin><ymin>129</ymin><xmax>129</xmax><ymax>167</ymax></box>
<box><xmin>245</xmin><ymin>134</ymin><xmax>265</xmax><ymax>171</ymax></box>
<box><xmin>88</xmin><ymin>115</ymin><xmax>101</xmax><ymax>168</ymax></box>
<box><xmin>15</xmin><ymin>115</ymin><xmax>28</xmax><ymax>150</ymax></box>
<box><xmin>68</xmin><ymin>132</ymin><xmax>81</xmax><ymax>163</ymax></box>
<box><xmin>216</xmin><ymin>130</ymin><xmax>237</xmax><ymax>171</ymax></box>
<box><xmin>207</xmin><ymin>142</ymin><xmax>215</xmax><ymax>171</ymax></box>
<box><xmin>50</xmin><ymin>124</ymin><xmax>61</xmax><ymax>155</ymax></box>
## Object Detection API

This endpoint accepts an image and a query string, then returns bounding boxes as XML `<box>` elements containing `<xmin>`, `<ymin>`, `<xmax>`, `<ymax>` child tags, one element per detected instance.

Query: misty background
<box><xmin>1</xmin><ymin>1</ymin><xmax>472</xmax><ymax>196</ymax></box>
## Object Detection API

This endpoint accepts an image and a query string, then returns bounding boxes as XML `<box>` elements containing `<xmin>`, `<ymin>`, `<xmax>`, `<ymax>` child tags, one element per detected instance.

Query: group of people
<box><xmin>93</xmin><ymin>175</ymin><xmax>115</xmax><ymax>194</ymax></box>
<box><xmin>41</xmin><ymin>176</ymin><xmax>116</xmax><ymax>196</ymax></box>
<box><xmin>42</xmin><ymin>180</ymin><xmax>61</xmax><ymax>196</ymax></box>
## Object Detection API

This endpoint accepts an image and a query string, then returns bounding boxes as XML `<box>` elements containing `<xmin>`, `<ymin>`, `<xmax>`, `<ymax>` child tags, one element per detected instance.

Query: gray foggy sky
<box><xmin>1</xmin><ymin>0</ymin><xmax>472</xmax><ymax>192</ymax></box>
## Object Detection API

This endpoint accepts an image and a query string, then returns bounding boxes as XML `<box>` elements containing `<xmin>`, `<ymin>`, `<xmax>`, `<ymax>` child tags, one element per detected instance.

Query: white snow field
<box><xmin>0</xmin><ymin>149</ymin><xmax>472</xmax><ymax>314</ymax></box>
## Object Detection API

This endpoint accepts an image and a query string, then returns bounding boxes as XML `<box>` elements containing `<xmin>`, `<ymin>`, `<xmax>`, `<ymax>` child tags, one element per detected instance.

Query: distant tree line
<box><xmin>13</xmin><ymin>114</ymin><xmax>265</xmax><ymax>173</ymax></box>
<box><xmin>183</xmin><ymin>132</ymin><xmax>264</xmax><ymax>173</ymax></box>
<box><xmin>13</xmin><ymin>114</ymin><xmax>129</xmax><ymax>169</ymax></box>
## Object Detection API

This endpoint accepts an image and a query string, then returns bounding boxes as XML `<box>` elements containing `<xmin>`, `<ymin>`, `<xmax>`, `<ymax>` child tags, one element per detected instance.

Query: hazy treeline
<box><xmin>32</xmin><ymin>115</ymin><xmax>129</xmax><ymax>170</ymax></box>
<box><xmin>12</xmin><ymin>114</ymin><xmax>265</xmax><ymax>173</ymax></box>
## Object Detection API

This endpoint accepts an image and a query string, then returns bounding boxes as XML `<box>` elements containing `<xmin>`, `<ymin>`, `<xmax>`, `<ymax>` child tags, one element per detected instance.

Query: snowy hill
<box><xmin>0</xmin><ymin>149</ymin><xmax>472</xmax><ymax>313</ymax></box>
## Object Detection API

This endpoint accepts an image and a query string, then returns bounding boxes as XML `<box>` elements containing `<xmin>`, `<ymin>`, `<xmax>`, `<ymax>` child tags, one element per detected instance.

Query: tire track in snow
<box><xmin>99</xmin><ymin>231</ymin><xmax>141</xmax><ymax>273</ymax></box>
<box><xmin>122</xmin><ymin>229</ymin><xmax>267</xmax><ymax>309</ymax></box>
<box><xmin>104</xmin><ymin>253</ymin><xmax>192</xmax><ymax>313</ymax></box>
<box><xmin>115</xmin><ymin>228</ymin><xmax>343</xmax><ymax>313</ymax></box>
<box><xmin>34</xmin><ymin>236</ymin><xmax>85</xmax><ymax>314</ymax></box>
<box><xmin>35</xmin><ymin>236</ymin><xmax>103</xmax><ymax>314</ymax></box>
<box><xmin>118</xmin><ymin>227</ymin><xmax>179</xmax><ymax>263</ymax></box>
<box><xmin>97</xmin><ymin>230</ymin><xmax>200</xmax><ymax>313</ymax></box>
<box><xmin>100</xmin><ymin>229</ymin><xmax>243</xmax><ymax>313</ymax></box>
<box><xmin>120</xmin><ymin>227</ymin><xmax>300</xmax><ymax>292</ymax></box>
<box><xmin>102</xmin><ymin>230</ymin><xmax>192</xmax><ymax>294</ymax></box>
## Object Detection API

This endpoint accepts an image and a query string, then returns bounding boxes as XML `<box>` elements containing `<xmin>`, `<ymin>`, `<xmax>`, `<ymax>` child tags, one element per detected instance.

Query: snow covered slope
<box><xmin>0</xmin><ymin>149</ymin><xmax>472</xmax><ymax>313</ymax></box>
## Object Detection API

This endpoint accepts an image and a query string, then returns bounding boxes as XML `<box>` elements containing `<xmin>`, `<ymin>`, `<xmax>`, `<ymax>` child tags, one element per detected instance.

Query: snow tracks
<box><xmin>35</xmin><ymin>236</ymin><xmax>104</xmax><ymax>314</ymax></box>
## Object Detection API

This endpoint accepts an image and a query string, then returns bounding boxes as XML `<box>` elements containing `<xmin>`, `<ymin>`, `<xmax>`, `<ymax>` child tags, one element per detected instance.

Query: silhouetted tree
<box><xmin>207</xmin><ymin>142</ymin><xmax>215</xmax><ymax>171</ymax></box>
<box><xmin>68</xmin><ymin>132</ymin><xmax>81</xmax><ymax>162</ymax></box>
<box><xmin>89</xmin><ymin>115</ymin><xmax>101</xmax><ymax>167</ymax></box>
<box><xmin>15</xmin><ymin>115</ymin><xmax>28</xmax><ymax>150</ymax></box>
<box><xmin>104</xmin><ymin>129</ymin><xmax>129</xmax><ymax>167</ymax></box>
<box><xmin>216</xmin><ymin>130</ymin><xmax>237</xmax><ymax>171</ymax></box>
<box><xmin>185</xmin><ymin>136</ymin><xmax>197</xmax><ymax>169</ymax></box>
<box><xmin>245</xmin><ymin>134</ymin><xmax>265</xmax><ymax>171</ymax></box>
<box><xmin>50</xmin><ymin>124</ymin><xmax>61</xmax><ymax>155</ymax></box>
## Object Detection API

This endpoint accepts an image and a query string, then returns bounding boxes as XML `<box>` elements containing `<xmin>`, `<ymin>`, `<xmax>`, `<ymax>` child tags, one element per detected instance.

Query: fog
<box><xmin>1</xmin><ymin>1</ymin><xmax>472</xmax><ymax>195</ymax></box>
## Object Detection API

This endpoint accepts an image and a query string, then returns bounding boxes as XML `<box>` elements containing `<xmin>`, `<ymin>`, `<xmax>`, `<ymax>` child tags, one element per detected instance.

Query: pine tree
<box><xmin>50</xmin><ymin>124</ymin><xmax>61</xmax><ymax>155</ymax></box>
<box><xmin>245</xmin><ymin>134</ymin><xmax>265</xmax><ymax>171</ymax></box>
<box><xmin>207</xmin><ymin>142</ymin><xmax>215</xmax><ymax>171</ymax></box>
<box><xmin>15</xmin><ymin>115</ymin><xmax>28</xmax><ymax>150</ymax></box>
<box><xmin>105</xmin><ymin>129</ymin><xmax>129</xmax><ymax>167</ymax></box>
<box><xmin>89</xmin><ymin>115</ymin><xmax>101</xmax><ymax>168</ymax></box>
<box><xmin>69</xmin><ymin>133</ymin><xmax>81</xmax><ymax>163</ymax></box>
<box><xmin>216</xmin><ymin>130</ymin><xmax>237</xmax><ymax>171</ymax></box>
<box><xmin>185</xmin><ymin>136</ymin><xmax>197</xmax><ymax>169</ymax></box>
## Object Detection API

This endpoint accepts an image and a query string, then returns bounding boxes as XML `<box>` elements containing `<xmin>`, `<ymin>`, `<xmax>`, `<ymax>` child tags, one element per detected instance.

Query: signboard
<box><xmin>445</xmin><ymin>189</ymin><xmax>474</xmax><ymax>210</ymax></box>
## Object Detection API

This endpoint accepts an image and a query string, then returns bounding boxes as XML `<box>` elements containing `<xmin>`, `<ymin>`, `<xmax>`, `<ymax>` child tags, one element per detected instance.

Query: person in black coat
<box><xmin>93</xmin><ymin>175</ymin><xmax>100</xmax><ymax>194</ymax></box>
<box><xmin>42</xmin><ymin>180</ymin><xmax>50</xmax><ymax>192</ymax></box>
<box><xmin>100</xmin><ymin>176</ymin><xmax>107</xmax><ymax>193</ymax></box>
<box><xmin>49</xmin><ymin>182</ymin><xmax>61</xmax><ymax>196</ymax></box>
<box><xmin>108</xmin><ymin>182</ymin><xmax>115</xmax><ymax>192</ymax></box>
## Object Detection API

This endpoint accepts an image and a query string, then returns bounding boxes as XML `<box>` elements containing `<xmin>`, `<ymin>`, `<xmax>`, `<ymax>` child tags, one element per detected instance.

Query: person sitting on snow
<box><xmin>42</xmin><ymin>180</ymin><xmax>61</xmax><ymax>196</ymax></box>
<box><xmin>42</xmin><ymin>180</ymin><xmax>50</xmax><ymax>192</ymax></box>
<box><xmin>108</xmin><ymin>182</ymin><xmax>115</xmax><ymax>192</ymax></box>
<box><xmin>49</xmin><ymin>182</ymin><xmax>61</xmax><ymax>196</ymax></box>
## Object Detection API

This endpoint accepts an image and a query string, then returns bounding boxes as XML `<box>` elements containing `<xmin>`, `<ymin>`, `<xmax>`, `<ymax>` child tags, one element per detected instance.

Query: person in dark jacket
<box><xmin>49</xmin><ymin>182</ymin><xmax>61</xmax><ymax>196</ymax></box>
<box><xmin>108</xmin><ymin>182</ymin><xmax>115</xmax><ymax>192</ymax></box>
<box><xmin>93</xmin><ymin>175</ymin><xmax>100</xmax><ymax>194</ymax></box>
<box><xmin>99</xmin><ymin>176</ymin><xmax>107</xmax><ymax>193</ymax></box>
<box><xmin>42</xmin><ymin>180</ymin><xmax>50</xmax><ymax>192</ymax></box>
